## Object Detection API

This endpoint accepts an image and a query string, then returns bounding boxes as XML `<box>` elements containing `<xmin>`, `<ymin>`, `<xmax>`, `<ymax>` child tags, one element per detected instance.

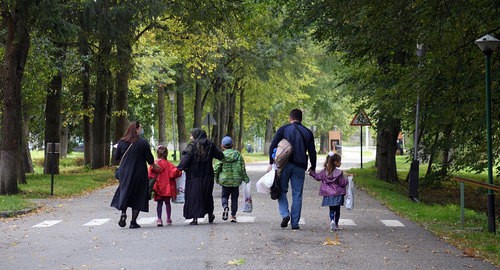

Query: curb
<box><xmin>0</xmin><ymin>206</ymin><xmax>39</xmax><ymax>218</ymax></box>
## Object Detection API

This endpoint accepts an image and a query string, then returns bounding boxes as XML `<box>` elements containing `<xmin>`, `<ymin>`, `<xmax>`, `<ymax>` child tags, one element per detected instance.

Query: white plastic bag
<box><xmin>345</xmin><ymin>175</ymin><xmax>354</xmax><ymax>210</ymax></box>
<box><xmin>172</xmin><ymin>171</ymin><xmax>186</xmax><ymax>204</ymax></box>
<box><xmin>256</xmin><ymin>169</ymin><xmax>275</xmax><ymax>194</ymax></box>
<box><xmin>242</xmin><ymin>182</ymin><xmax>252</xmax><ymax>213</ymax></box>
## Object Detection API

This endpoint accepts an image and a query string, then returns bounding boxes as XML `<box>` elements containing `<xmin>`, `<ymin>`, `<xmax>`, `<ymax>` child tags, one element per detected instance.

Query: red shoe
<box><xmin>166</xmin><ymin>219</ymin><xmax>172</xmax><ymax>225</ymax></box>
<box><xmin>156</xmin><ymin>218</ymin><xmax>163</xmax><ymax>227</ymax></box>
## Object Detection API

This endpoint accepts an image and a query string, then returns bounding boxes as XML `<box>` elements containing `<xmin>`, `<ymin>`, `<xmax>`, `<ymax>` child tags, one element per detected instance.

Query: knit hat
<box><xmin>221</xmin><ymin>136</ymin><xmax>233</xmax><ymax>147</ymax></box>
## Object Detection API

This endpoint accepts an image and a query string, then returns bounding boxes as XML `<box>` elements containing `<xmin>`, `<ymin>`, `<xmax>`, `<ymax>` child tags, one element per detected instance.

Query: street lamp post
<box><xmin>409</xmin><ymin>43</ymin><xmax>426</xmax><ymax>201</ymax></box>
<box><xmin>168</xmin><ymin>91</ymin><xmax>177</xmax><ymax>161</ymax></box>
<box><xmin>475</xmin><ymin>34</ymin><xmax>500</xmax><ymax>234</ymax></box>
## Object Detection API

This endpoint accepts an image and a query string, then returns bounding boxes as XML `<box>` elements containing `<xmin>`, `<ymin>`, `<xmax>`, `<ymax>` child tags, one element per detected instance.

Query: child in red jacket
<box><xmin>149</xmin><ymin>145</ymin><xmax>182</xmax><ymax>226</ymax></box>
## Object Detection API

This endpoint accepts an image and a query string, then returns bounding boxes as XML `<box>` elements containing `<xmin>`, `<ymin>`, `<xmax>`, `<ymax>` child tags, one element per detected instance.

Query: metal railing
<box><xmin>452</xmin><ymin>176</ymin><xmax>499</xmax><ymax>233</ymax></box>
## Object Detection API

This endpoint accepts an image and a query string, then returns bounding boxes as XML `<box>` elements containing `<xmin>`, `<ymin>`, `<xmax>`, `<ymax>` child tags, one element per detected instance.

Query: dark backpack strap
<box><xmin>292</xmin><ymin>124</ymin><xmax>308</xmax><ymax>146</ymax></box>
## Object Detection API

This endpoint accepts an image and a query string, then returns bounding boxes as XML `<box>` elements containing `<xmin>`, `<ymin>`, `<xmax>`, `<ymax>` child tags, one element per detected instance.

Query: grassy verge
<box><xmin>349</xmin><ymin>161</ymin><xmax>499</xmax><ymax>268</ymax></box>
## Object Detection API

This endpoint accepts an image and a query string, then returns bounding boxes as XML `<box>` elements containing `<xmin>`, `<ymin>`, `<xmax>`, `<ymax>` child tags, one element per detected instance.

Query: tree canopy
<box><xmin>1</xmin><ymin>0</ymin><xmax>499</xmax><ymax>194</ymax></box>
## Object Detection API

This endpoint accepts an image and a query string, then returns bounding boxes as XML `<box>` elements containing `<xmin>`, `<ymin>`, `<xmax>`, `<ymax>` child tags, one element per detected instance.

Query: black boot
<box><xmin>130</xmin><ymin>209</ymin><xmax>141</xmax><ymax>228</ymax></box>
<box><xmin>118</xmin><ymin>211</ymin><xmax>127</xmax><ymax>228</ymax></box>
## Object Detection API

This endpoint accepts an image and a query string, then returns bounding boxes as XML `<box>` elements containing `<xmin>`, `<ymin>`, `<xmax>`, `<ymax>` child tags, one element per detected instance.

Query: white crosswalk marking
<box><xmin>233</xmin><ymin>216</ymin><xmax>255</xmax><ymax>223</ymax></box>
<box><xmin>28</xmin><ymin>217</ymin><xmax>404</xmax><ymax>228</ymax></box>
<box><xmin>299</xmin><ymin>217</ymin><xmax>305</xmax><ymax>225</ymax></box>
<box><xmin>32</xmin><ymin>220</ymin><xmax>62</xmax><ymax>228</ymax></box>
<box><xmin>381</xmin><ymin>219</ymin><xmax>405</xmax><ymax>227</ymax></box>
<box><xmin>137</xmin><ymin>217</ymin><xmax>158</xmax><ymax>225</ymax></box>
<box><xmin>183</xmin><ymin>215</ymin><xmax>257</xmax><ymax>224</ymax></box>
<box><xmin>83</xmin><ymin>219</ymin><xmax>110</xmax><ymax>226</ymax></box>
<box><xmin>184</xmin><ymin>216</ymin><xmax>208</xmax><ymax>224</ymax></box>
<box><xmin>339</xmin><ymin>219</ymin><xmax>357</xmax><ymax>226</ymax></box>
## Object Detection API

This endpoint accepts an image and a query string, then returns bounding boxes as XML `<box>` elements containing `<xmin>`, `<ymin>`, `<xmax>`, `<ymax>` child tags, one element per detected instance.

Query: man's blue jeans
<box><xmin>278</xmin><ymin>163</ymin><xmax>305</xmax><ymax>228</ymax></box>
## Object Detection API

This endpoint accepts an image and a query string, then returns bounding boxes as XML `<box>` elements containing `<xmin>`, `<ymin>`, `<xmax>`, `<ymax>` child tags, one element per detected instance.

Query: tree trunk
<box><xmin>425</xmin><ymin>132</ymin><xmax>440</xmax><ymax>178</ymax></box>
<box><xmin>105</xmin><ymin>84</ymin><xmax>112</xmax><ymax>166</ymax></box>
<box><xmin>238</xmin><ymin>85</ymin><xmax>244</xmax><ymax>152</ymax></box>
<box><xmin>438</xmin><ymin>126</ymin><xmax>453</xmax><ymax>178</ymax></box>
<box><xmin>320</xmin><ymin>133</ymin><xmax>328</xmax><ymax>154</ymax></box>
<box><xmin>375</xmin><ymin>117</ymin><xmax>400</xmax><ymax>182</ymax></box>
<box><xmin>0</xmin><ymin>8</ymin><xmax>30</xmax><ymax>194</ymax></box>
<box><xmin>264</xmin><ymin>118</ymin><xmax>274</xmax><ymax>156</ymax></box>
<box><xmin>114</xmin><ymin>40</ymin><xmax>131</xmax><ymax>146</ymax></box>
<box><xmin>227</xmin><ymin>81</ymin><xmax>237</xmax><ymax>139</ymax></box>
<box><xmin>92</xmin><ymin>44</ymin><xmax>111</xmax><ymax>169</ymax></box>
<box><xmin>79</xmin><ymin>10</ymin><xmax>92</xmax><ymax>166</ymax></box>
<box><xmin>193</xmin><ymin>81</ymin><xmax>203</xmax><ymax>128</ymax></box>
<box><xmin>92</xmin><ymin>0</ymin><xmax>112</xmax><ymax>169</ymax></box>
<box><xmin>213</xmin><ymin>77</ymin><xmax>224</xmax><ymax>144</ymax></box>
<box><xmin>177</xmin><ymin>91</ymin><xmax>187</xmax><ymax>156</ymax></box>
<box><xmin>158</xmin><ymin>85</ymin><xmax>166</xmax><ymax>147</ymax></box>
<box><xmin>22</xmin><ymin>105</ymin><xmax>33</xmax><ymax>175</ymax></box>
<box><xmin>43</xmin><ymin>72</ymin><xmax>62</xmax><ymax>175</ymax></box>
<box><xmin>60</xmin><ymin>125</ymin><xmax>69</xmax><ymax>158</ymax></box>
<box><xmin>112</xmin><ymin>33</ymin><xmax>132</xmax><ymax>166</ymax></box>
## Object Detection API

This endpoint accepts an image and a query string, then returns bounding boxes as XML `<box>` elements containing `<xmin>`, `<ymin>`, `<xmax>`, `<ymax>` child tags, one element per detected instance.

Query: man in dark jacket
<box><xmin>268</xmin><ymin>109</ymin><xmax>317</xmax><ymax>229</ymax></box>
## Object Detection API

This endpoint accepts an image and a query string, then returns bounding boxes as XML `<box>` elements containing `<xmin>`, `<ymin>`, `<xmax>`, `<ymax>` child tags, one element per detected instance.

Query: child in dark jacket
<box><xmin>309</xmin><ymin>152</ymin><xmax>349</xmax><ymax>231</ymax></box>
<box><xmin>214</xmin><ymin>136</ymin><xmax>250</xmax><ymax>222</ymax></box>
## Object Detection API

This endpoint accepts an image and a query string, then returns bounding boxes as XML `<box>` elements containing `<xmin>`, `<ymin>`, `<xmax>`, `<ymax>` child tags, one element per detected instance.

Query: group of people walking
<box><xmin>111</xmin><ymin>108</ymin><xmax>351</xmax><ymax>232</ymax></box>
<box><xmin>110</xmin><ymin>122</ymin><xmax>249</xmax><ymax>228</ymax></box>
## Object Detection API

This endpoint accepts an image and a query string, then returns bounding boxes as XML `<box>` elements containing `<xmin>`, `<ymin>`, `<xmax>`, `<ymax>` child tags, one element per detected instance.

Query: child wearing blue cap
<box><xmin>214</xmin><ymin>136</ymin><xmax>250</xmax><ymax>222</ymax></box>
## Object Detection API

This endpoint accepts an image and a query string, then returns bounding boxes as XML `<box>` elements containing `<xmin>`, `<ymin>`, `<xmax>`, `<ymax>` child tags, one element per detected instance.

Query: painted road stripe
<box><xmin>32</xmin><ymin>220</ymin><xmax>62</xmax><ymax>228</ymax></box>
<box><xmin>137</xmin><ymin>217</ymin><xmax>157</xmax><ymax>225</ymax></box>
<box><xmin>339</xmin><ymin>219</ymin><xmax>357</xmax><ymax>226</ymax></box>
<box><xmin>83</xmin><ymin>219</ymin><xmax>110</xmax><ymax>226</ymax></box>
<box><xmin>381</xmin><ymin>219</ymin><xmax>405</xmax><ymax>227</ymax></box>
<box><xmin>233</xmin><ymin>216</ymin><xmax>255</xmax><ymax>223</ymax></box>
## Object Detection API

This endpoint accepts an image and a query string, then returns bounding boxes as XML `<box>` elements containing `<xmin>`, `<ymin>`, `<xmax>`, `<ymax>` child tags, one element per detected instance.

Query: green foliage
<box><xmin>283</xmin><ymin>0</ymin><xmax>500</xmax><ymax>180</ymax></box>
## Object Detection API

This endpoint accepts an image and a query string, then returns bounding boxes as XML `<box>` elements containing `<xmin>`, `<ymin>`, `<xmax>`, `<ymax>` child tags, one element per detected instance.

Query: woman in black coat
<box><xmin>177</xmin><ymin>128</ymin><xmax>224</xmax><ymax>225</ymax></box>
<box><xmin>111</xmin><ymin>121</ymin><xmax>155</xmax><ymax>229</ymax></box>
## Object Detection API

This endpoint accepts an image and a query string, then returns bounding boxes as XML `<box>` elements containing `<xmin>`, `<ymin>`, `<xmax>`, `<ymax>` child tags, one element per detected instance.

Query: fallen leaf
<box><xmin>227</xmin><ymin>258</ymin><xmax>246</xmax><ymax>265</ymax></box>
<box><xmin>323</xmin><ymin>234</ymin><xmax>341</xmax><ymax>246</ymax></box>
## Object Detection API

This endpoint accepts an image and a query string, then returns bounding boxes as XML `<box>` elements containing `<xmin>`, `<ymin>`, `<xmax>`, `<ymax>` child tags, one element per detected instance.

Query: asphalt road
<box><xmin>0</xmin><ymin>147</ymin><xmax>497</xmax><ymax>269</ymax></box>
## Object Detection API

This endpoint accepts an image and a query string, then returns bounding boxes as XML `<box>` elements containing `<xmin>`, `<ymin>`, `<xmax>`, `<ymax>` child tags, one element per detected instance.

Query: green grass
<box><xmin>242</xmin><ymin>153</ymin><xmax>270</xmax><ymax>163</ymax></box>
<box><xmin>349</xmin><ymin>162</ymin><xmax>499</xmax><ymax>268</ymax></box>
<box><xmin>0</xmin><ymin>196</ymin><xmax>35</xmax><ymax>213</ymax></box>
<box><xmin>19</xmin><ymin>168</ymin><xmax>114</xmax><ymax>198</ymax></box>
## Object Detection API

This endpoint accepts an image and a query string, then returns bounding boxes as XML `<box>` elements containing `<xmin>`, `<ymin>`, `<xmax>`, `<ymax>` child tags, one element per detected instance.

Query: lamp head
<box><xmin>475</xmin><ymin>34</ymin><xmax>500</xmax><ymax>53</ymax></box>
<box><xmin>167</xmin><ymin>91</ymin><xmax>175</xmax><ymax>102</ymax></box>
<box><xmin>416</xmin><ymin>43</ymin><xmax>426</xmax><ymax>58</ymax></box>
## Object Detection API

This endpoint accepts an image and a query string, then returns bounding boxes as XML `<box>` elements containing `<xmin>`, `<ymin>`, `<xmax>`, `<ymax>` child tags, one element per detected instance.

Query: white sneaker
<box><xmin>330</xmin><ymin>220</ymin><xmax>338</xmax><ymax>231</ymax></box>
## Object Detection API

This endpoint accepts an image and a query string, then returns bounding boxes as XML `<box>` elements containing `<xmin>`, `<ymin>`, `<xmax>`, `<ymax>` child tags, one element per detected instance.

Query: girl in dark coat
<box><xmin>111</xmin><ymin>121</ymin><xmax>155</xmax><ymax>229</ymax></box>
<box><xmin>177</xmin><ymin>128</ymin><xmax>224</xmax><ymax>225</ymax></box>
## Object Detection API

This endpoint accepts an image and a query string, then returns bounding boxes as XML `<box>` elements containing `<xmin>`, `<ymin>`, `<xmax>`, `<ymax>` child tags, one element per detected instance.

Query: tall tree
<box><xmin>0</xmin><ymin>1</ymin><xmax>31</xmax><ymax>193</ymax></box>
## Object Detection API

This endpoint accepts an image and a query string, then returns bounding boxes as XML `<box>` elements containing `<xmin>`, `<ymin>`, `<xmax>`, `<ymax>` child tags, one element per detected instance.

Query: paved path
<box><xmin>0</xmin><ymin>148</ymin><xmax>497</xmax><ymax>269</ymax></box>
